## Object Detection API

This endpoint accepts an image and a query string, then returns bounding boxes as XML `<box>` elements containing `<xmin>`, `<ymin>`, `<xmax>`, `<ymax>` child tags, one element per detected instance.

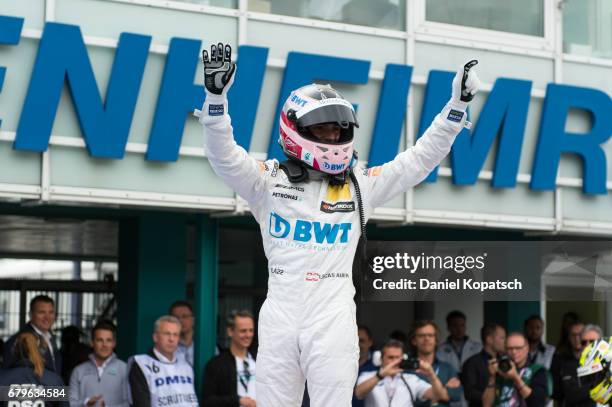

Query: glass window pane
<box><xmin>563</xmin><ymin>0</ymin><xmax>612</xmax><ymax>59</ymax></box>
<box><xmin>178</xmin><ymin>0</ymin><xmax>237</xmax><ymax>8</ymax></box>
<box><xmin>426</xmin><ymin>0</ymin><xmax>544</xmax><ymax>37</ymax></box>
<box><xmin>248</xmin><ymin>0</ymin><xmax>406</xmax><ymax>31</ymax></box>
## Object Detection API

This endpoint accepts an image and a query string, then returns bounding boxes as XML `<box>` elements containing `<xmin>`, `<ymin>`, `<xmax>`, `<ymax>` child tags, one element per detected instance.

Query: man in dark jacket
<box><xmin>3</xmin><ymin>295</ymin><xmax>62</xmax><ymax>373</ymax></box>
<box><xmin>551</xmin><ymin>322</ymin><xmax>602</xmax><ymax>407</ymax></box>
<box><xmin>60</xmin><ymin>325</ymin><xmax>91</xmax><ymax>383</ymax></box>
<box><xmin>202</xmin><ymin>310</ymin><xmax>256</xmax><ymax>407</ymax></box>
<box><xmin>463</xmin><ymin>323</ymin><xmax>506</xmax><ymax>407</ymax></box>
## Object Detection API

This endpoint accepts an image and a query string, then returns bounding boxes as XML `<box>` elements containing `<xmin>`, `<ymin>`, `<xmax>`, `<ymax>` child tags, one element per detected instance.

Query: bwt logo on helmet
<box><xmin>323</xmin><ymin>162</ymin><xmax>346</xmax><ymax>172</ymax></box>
<box><xmin>290</xmin><ymin>94</ymin><xmax>308</xmax><ymax>107</ymax></box>
<box><xmin>269</xmin><ymin>212</ymin><xmax>351</xmax><ymax>244</ymax></box>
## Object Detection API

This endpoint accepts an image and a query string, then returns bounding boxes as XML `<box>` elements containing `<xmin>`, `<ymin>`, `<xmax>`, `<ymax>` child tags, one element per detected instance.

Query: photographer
<box><xmin>482</xmin><ymin>333</ymin><xmax>550</xmax><ymax>407</ymax></box>
<box><xmin>355</xmin><ymin>339</ymin><xmax>448</xmax><ymax>407</ymax></box>
<box><xmin>410</xmin><ymin>320</ymin><xmax>462</xmax><ymax>407</ymax></box>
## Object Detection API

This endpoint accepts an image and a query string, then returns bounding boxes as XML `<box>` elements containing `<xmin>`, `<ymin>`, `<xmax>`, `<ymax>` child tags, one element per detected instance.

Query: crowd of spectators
<box><xmin>0</xmin><ymin>296</ymin><xmax>606</xmax><ymax>407</ymax></box>
<box><xmin>354</xmin><ymin>311</ymin><xmax>605</xmax><ymax>407</ymax></box>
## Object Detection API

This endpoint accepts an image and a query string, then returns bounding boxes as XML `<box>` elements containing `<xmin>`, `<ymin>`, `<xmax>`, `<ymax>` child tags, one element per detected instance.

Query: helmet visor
<box><xmin>296</xmin><ymin>102</ymin><xmax>359</xmax><ymax>129</ymax></box>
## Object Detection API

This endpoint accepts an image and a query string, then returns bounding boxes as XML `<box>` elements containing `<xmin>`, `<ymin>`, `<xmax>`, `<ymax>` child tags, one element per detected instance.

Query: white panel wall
<box><xmin>0</xmin><ymin>0</ymin><xmax>610</xmax><ymax>233</ymax></box>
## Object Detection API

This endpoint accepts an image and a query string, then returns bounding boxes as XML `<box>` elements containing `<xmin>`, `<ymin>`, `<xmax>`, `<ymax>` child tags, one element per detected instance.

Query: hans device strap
<box><xmin>279</xmin><ymin>159</ymin><xmax>351</xmax><ymax>186</ymax></box>
<box><xmin>279</xmin><ymin>159</ymin><xmax>308</xmax><ymax>183</ymax></box>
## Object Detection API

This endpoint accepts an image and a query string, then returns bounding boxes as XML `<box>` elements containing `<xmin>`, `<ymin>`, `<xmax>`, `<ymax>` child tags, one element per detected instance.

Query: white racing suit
<box><xmin>199</xmin><ymin>96</ymin><xmax>466</xmax><ymax>407</ymax></box>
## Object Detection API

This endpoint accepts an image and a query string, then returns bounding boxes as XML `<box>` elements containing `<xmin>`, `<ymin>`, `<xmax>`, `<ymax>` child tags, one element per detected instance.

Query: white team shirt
<box><xmin>235</xmin><ymin>353</ymin><xmax>256</xmax><ymax>399</ymax></box>
<box><xmin>357</xmin><ymin>371</ymin><xmax>431</xmax><ymax>407</ymax></box>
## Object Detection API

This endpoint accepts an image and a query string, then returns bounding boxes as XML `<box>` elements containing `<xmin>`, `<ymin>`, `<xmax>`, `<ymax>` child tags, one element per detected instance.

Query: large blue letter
<box><xmin>146</xmin><ymin>38</ymin><xmax>202</xmax><ymax>161</ymax></box>
<box><xmin>417</xmin><ymin>70</ymin><xmax>454</xmax><ymax>182</ymax></box>
<box><xmin>267</xmin><ymin>52</ymin><xmax>370</xmax><ymax>160</ymax></box>
<box><xmin>418</xmin><ymin>71</ymin><xmax>532</xmax><ymax>187</ymax></box>
<box><xmin>452</xmin><ymin>78</ymin><xmax>531</xmax><ymax>187</ymax></box>
<box><xmin>367</xmin><ymin>64</ymin><xmax>412</xmax><ymax>167</ymax></box>
<box><xmin>147</xmin><ymin>43</ymin><xmax>268</xmax><ymax>161</ymax></box>
<box><xmin>0</xmin><ymin>15</ymin><xmax>24</xmax><ymax>129</ymax></box>
<box><xmin>531</xmin><ymin>84</ymin><xmax>612</xmax><ymax>194</ymax></box>
<box><xmin>14</xmin><ymin>23</ymin><xmax>150</xmax><ymax>157</ymax></box>
<box><xmin>229</xmin><ymin>46</ymin><xmax>268</xmax><ymax>150</ymax></box>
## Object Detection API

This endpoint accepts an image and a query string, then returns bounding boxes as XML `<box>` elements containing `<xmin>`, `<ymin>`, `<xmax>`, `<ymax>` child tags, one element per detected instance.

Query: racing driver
<box><xmin>196</xmin><ymin>42</ymin><xmax>481</xmax><ymax>407</ymax></box>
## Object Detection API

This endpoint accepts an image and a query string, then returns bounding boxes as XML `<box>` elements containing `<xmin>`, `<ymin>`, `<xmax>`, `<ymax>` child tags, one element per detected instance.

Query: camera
<box><xmin>497</xmin><ymin>354</ymin><xmax>512</xmax><ymax>373</ymax></box>
<box><xmin>400</xmin><ymin>355</ymin><xmax>420</xmax><ymax>370</ymax></box>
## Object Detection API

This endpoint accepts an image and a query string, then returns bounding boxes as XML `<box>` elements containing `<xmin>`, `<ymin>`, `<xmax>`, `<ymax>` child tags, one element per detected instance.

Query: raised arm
<box><xmin>365</xmin><ymin>60</ymin><xmax>481</xmax><ymax>209</ymax></box>
<box><xmin>196</xmin><ymin>42</ymin><xmax>268</xmax><ymax>206</ymax></box>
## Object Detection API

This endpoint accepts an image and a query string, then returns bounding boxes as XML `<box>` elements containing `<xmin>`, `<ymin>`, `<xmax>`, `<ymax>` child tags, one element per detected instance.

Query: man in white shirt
<box><xmin>355</xmin><ymin>339</ymin><xmax>449</xmax><ymax>407</ymax></box>
<box><xmin>202</xmin><ymin>310</ymin><xmax>257</xmax><ymax>407</ymax></box>
<box><xmin>231</xmin><ymin>311</ymin><xmax>256</xmax><ymax>404</ymax></box>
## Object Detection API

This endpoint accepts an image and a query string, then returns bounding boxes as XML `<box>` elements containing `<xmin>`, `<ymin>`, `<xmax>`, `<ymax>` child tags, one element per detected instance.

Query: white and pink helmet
<box><xmin>279</xmin><ymin>83</ymin><xmax>359</xmax><ymax>175</ymax></box>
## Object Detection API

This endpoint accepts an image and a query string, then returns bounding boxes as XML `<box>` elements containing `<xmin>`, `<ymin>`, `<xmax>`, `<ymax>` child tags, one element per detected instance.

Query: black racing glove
<box><xmin>460</xmin><ymin>59</ymin><xmax>479</xmax><ymax>102</ymax></box>
<box><xmin>202</xmin><ymin>42</ymin><xmax>236</xmax><ymax>96</ymax></box>
<box><xmin>450</xmin><ymin>59</ymin><xmax>481</xmax><ymax>110</ymax></box>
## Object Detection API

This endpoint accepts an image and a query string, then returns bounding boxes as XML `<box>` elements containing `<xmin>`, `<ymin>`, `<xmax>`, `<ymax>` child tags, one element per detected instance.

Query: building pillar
<box><xmin>193</xmin><ymin>214</ymin><xmax>219</xmax><ymax>388</ymax></box>
<box><xmin>116</xmin><ymin>212</ymin><xmax>187</xmax><ymax>358</ymax></box>
<box><xmin>484</xmin><ymin>301</ymin><xmax>540</xmax><ymax>333</ymax></box>
<box><xmin>484</xmin><ymin>244</ymin><xmax>542</xmax><ymax>333</ymax></box>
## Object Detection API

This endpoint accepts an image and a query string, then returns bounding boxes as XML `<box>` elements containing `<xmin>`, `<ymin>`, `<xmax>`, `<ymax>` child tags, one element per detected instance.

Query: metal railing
<box><xmin>0</xmin><ymin>279</ymin><xmax>117</xmax><ymax>342</ymax></box>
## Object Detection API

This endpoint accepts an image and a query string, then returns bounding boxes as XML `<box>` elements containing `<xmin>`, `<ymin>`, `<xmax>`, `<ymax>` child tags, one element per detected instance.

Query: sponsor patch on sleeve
<box><xmin>258</xmin><ymin>162</ymin><xmax>269</xmax><ymax>172</ymax></box>
<box><xmin>447</xmin><ymin>109</ymin><xmax>464</xmax><ymax>123</ymax></box>
<box><xmin>270</xmin><ymin>161</ymin><xmax>279</xmax><ymax>177</ymax></box>
<box><xmin>367</xmin><ymin>166</ymin><xmax>382</xmax><ymax>177</ymax></box>
<box><xmin>208</xmin><ymin>104</ymin><xmax>224</xmax><ymax>116</ymax></box>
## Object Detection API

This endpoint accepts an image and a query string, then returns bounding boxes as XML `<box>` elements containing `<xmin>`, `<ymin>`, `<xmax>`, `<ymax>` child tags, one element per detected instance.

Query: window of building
<box><xmin>0</xmin><ymin>260</ymin><xmax>117</xmax><ymax>341</ymax></box>
<box><xmin>176</xmin><ymin>0</ymin><xmax>237</xmax><ymax>7</ymax></box>
<box><xmin>248</xmin><ymin>0</ymin><xmax>406</xmax><ymax>31</ymax></box>
<box><xmin>426</xmin><ymin>0</ymin><xmax>544</xmax><ymax>37</ymax></box>
<box><xmin>563</xmin><ymin>0</ymin><xmax>612</xmax><ymax>59</ymax></box>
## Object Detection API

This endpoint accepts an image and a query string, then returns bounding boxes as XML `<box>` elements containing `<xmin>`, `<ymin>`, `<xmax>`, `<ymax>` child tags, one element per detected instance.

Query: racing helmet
<box><xmin>577</xmin><ymin>337</ymin><xmax>612</xmax><ymax>404</ymax></box>
<box><xmin>279</xmin><ymin>83</ymin><xmax>358</xmax><ymax>175</ymax></box>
